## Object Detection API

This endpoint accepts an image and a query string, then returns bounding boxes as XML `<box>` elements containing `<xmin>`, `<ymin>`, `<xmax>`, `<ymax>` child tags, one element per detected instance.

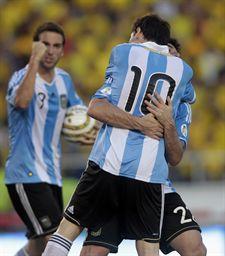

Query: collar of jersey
<box><xmin>141</xmin><ymin>41</ymin><xmax>169</xmax><ymax>55</ymax></box>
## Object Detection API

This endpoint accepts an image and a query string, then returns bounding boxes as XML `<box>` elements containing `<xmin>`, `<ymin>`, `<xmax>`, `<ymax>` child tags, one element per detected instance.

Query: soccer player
<box><xmin>79</xmin><ymin>39</ymin><xmax>206</xmax><ymax>256</ymax></box>
<box><xmin>5</xmin><ymin>22</ymin><xmax>89</xmax><ymax>256</ymax></box>
<box><xmin>43</xmin><ymin>14</ymin><xmax>196</xmax><ymax>256</ymax></box>
<box><xmin>80</xmin><ymin>100</ymin><xmax>206</xmax><ymax>256</ymax></box>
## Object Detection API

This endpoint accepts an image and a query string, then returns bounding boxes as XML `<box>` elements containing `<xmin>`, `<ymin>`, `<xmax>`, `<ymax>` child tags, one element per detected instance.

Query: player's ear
<box><xmin>135</xmin><ymin>27</ymin><xmax>144</xmax><ymax>41</ymax></box>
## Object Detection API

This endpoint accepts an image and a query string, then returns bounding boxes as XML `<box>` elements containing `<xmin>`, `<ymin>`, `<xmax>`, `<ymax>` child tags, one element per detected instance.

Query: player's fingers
<box><xmin>147</xmin><ymin>94</ymin><xmax>160</xmax><ymax>107</ymax></box>
<box><xmin>154</xmin><ymin>92</ymin><xmax>164</xmax><ymax>104</ymax></box>
<box><xmin>167</xmin><ymin>96</ymin><xmax>172</xmax><ymax>105</ymax></box>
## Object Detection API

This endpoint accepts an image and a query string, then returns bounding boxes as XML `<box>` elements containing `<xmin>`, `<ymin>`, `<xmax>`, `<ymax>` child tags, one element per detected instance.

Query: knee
<box><xmin>183</xmin><ymin>241</ymin><xmax>207</xmax><ymax>256</ymax></box>
<box><xmin>80</xmin><ymin>245</ymin><xmax>109</xmax><ymax>256</ymax></box>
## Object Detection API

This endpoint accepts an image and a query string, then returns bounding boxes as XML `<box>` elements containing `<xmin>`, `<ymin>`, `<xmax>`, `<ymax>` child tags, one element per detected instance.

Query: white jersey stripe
<box><xmin>166</xmin><ymin>57</ymin><xmax>184</xmax><ymax>101</ymax></box>
<box><xmin>135</xmin><ymin>138</ymin><xmax>159</xmax><ymax>180</ymax></box>
<box><xmin>16</xmin><ymin>184</ymin><xmax>43</xmax><ymax>235</ymax></box>
<box><xmin>104</xmin><ymin>46</ymin><xmax>149</xmax><ymax>175</ymax></box>
<box><xmin>32</xmin><ymin>77</ymin><xmax>50</xmax><ymax>183</ymax></box>
<box><xmin>103</xmin><ymin>128</ymin><xmax>129</xmax><ymax>175</ymax></box>
<box><xmin>118</xmin><ymin>46</ymin><xmax>149</xmax><ymax>112</ymax></box>
<box><xmin>52</xmin><ymin>76</ymin><xmax>67</xmax><ymax>186</ymax></box>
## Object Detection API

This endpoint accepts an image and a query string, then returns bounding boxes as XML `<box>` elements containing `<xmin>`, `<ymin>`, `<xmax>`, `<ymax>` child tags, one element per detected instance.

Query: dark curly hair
<box><xmin>132</xmin><ymin>14</ymin><xmax>170</xmax><ymax>45</ymax></box>
<box><xmin>33</xmin><ymin>22</ymin><xmax>65</xmax><ymax>45</ymax></box>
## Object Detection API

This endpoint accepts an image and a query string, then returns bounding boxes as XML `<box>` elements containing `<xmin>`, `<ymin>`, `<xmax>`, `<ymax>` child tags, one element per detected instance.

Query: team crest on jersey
<box><xmin>100</xmin><ymin>86</ymin><xmax>111</xmax><ymax>96</ymax></box>
<box><xmin>60</xmin><ymin>94</ymin><xmax>68</xmax><ymax>109</ymax></box>
<box><xmin>181</xmin><ymin>124</ymin><xmax>187</xmax><ymax>137</ymax></box>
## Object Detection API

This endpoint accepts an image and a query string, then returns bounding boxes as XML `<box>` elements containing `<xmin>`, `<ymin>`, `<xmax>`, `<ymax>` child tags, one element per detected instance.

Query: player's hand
<box><xmin>139</xmin><ymin>113</ymin><xmax>164</xmax><ymax>140</ymax></box>
<box><xmin>31</xmin><ymin>42</ymin><xmax>47</xmax><ymax>62</ymax></box>
<box><xmin>144</xmin><ymin>92</ymin><xmax>173</xmax><ymax>128</ymax></box>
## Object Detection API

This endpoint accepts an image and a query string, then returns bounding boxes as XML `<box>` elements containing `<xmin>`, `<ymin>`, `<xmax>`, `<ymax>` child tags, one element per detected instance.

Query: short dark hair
<box><xmin>33</xmin><ymin>22</ymin><xmax>65</xmax><ymax>45</ymax></box>
<box><xmin>132</xmin><ymin>14</ymin><xmax>170</xmax><ymax>45</ymax></box>
<box><xmin>168</xmin><ymin>38</ymin><xmax>181</xmax><ymax>53</ymax></box>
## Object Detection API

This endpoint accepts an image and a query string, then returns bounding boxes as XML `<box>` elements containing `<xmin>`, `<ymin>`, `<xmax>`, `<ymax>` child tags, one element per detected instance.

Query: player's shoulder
<box><xmin>55</xmin><ymin>67</ymin><xmax>71</xmax><ymax>78</ymax></box>
<box><xmin>180</xmin><ymin>58</ymin><xmax>193</xmax><ymax>77</ymax></box>
<box><xmin>178</xmin><ymin>102</ymin><xmax>191</xmax><ymax>112</ymax></box>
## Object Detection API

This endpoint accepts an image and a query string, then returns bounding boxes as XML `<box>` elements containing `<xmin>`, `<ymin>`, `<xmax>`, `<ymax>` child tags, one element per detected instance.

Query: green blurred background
<box><xmin>0</xmin><ymin>0</ymin><xmax>224</xmax><ymax>229</ymax></box>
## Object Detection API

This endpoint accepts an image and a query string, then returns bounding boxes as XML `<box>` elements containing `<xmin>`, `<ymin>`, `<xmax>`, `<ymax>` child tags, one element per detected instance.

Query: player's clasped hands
<box><xmin>139</xmin><ymin>113</ymin><xmax>164</xmax><ymax>140</ymax></box>
<box><xmin>145</xmin><ymin>92</ymin><xmax>173</xmax><ymax>127</ymax></box>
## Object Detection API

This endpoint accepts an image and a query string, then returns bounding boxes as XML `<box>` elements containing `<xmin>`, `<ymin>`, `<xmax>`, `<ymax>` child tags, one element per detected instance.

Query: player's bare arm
<box><xmin>145</xmin><ymin>92</ymin><xmax>184</xmax><ymax>165</ymax></box>
<box><xmin>15</xmin><ymin>42</ymin><xmax>47</xmax><ymax>108</ymax></box>
<box><xmin>88</xmin><ymin>98</ymin><xmax>164</xmax><ymax>140</ymax></box>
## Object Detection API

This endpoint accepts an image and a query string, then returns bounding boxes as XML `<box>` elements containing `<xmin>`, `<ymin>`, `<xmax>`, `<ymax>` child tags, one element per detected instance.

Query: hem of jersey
<box><xmin>88</xmin><ymin>158</ymin><xmax>166</xmax><ymax>184</ymax></box>
<box><xmin>4</xmin><ymin>180</ymin><xmax>62</xmax><ymax>187</ymax></box>
<box><xmin>83</xmin><ymin>241</ymin><xmax>118</xmax><ymax>253</ymax></box>
<box><xmin>165</xmin><ymin>226</ymin><xmax>201</xmax><ymax>243</ymax></box>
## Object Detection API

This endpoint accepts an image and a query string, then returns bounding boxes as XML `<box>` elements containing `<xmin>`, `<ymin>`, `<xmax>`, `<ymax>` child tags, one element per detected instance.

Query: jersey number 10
<box><xmin>125</xmin><ymin>66</ymin><xmax>176</xmax><ymax>115</ymax></box>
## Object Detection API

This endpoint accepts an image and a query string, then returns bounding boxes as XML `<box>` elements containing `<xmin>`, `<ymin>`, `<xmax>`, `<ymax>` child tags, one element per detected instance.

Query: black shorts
<box><xmin>64</xmin><ymin>161</ymin><xmax>164</xmax><ymax>242</ymax></box>
<box><xmin>83</xmin><ymin>192</ymin><xmax>201</xmax><ymax>254</ymax></box>
<box><xmin>160</xmin><ymin>192</ymin><xmax>201</xmax><ymax>254</ymax></box>
<box><xmin>6</xmin><ymin>182</ymin><xmax>63</xmax><ymax>239</ymax></box>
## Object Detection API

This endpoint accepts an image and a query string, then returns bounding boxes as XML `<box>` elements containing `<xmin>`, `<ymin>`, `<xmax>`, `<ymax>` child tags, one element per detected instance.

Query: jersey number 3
<box><xmin>125</xmin><ymin>66</ymin><xmax>176</xmax><ymax>115</ymax></box>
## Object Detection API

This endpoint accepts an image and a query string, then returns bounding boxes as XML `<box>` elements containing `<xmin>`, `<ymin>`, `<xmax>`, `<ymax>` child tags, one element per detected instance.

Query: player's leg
<box><xmin>6</xmin><ymin>183</ymin><xmax>63</xmax><ymax>256</ymax></box>
<box><xmin>43</xmin><ymin>161</ymin><xmax>119</xmax><ymax>256</ymax></box>
<box><xmin>170</xmin><ymin>229</ymin><xmax>207</xmax><ymax>256</ymax></box>
<box><xmin>80</xmin><ymin>245</ymin><xmax>109</xmax><ymax>256</ymax></box>
<box><xmin>160</xmin><ymin>192</ymin><xmax>206</xmax><ymax>256</ymax></box>
<box><xmin>136</xmin><ymin>240</ymin><xmax>159</xmax><ymax>256</ymax></box>
<box><xmin>121</xmin><ymin>179</ymin><xmax>164</xmax><ymax>256</ymax></box>
<box><xmin>80</xmin><ymin>216</ymin><xmax>121</xmax><ymax>256</ymax></box>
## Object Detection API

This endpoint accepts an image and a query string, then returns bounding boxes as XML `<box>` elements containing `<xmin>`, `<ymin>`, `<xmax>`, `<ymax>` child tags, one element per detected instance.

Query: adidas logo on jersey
<box><xmin>67</xmin><ymin>206</ymin><xmax>74</xmax><ymax>214</ymax></box>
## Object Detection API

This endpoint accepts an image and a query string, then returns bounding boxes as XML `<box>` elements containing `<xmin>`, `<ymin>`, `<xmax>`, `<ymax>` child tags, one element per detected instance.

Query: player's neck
<box><xmin>38</xmin><ymin>65</ymin><xmax>55</xmax><ymax>84</ymax></box>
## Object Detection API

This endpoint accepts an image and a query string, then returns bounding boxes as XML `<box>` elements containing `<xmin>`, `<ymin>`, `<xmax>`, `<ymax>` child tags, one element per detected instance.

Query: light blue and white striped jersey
<box><xmin>89</xmin><ymin>42</ymin><xmax>195</xmax><ymax>184</ymax></box>
<box><xmin>164</xmin><ymin>102</ymin><xmax>192</xmax><ymax>193</ymax></box>
<box><xmin>5</xmin><ymin>66</ymin><xmax>83</xmax><ymax>186</ymax></box>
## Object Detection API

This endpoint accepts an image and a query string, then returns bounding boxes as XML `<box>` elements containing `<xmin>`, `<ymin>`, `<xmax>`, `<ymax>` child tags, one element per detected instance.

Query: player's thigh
<box><xmin>169</xmin><ymin>229</ymin><xmax>204</xmax><ymax>254</ymax></box>
<box><xmin>6</xmin><ymin>183</ymin><xmax>63</xmax><ymax>239</ymax></box>
<box><xmin>64</xmin><ymin>161</ymin><xmax>119</xmax><ymax>229</ymax></box>
<box><xmin>83</xmin><ymin>215</ymin><xmax>122</xmax><ymax>254</ymax></box>
<box><xmin>160</xmin><ymin>192</ymin><xmax>201</xmax><ymax>254</ymax></box>
<box><xmin>121</xmin><ymin>178</ymin><xmax>164</xmax><ymax>243</ymax></box>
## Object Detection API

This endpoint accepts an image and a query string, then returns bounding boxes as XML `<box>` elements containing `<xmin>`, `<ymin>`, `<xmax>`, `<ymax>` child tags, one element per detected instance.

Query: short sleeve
<box><xmin>175</xmin><ymin>102</ymin><xmax>192</xmax><ymax>148</ymax></box>
<box><xmin>92</xmin><ymin>47</ymin><xmax>117</xmax><ymax>102</ymax></box>
<box><xmin>6</xmin><ymin>69</ymin><xmax>26</xmax><ymax>106</ymax></box>
<box><xmin>181</xmin><ymin>82</ymin><xmax>196</xmax><ymax>104</ymax></box>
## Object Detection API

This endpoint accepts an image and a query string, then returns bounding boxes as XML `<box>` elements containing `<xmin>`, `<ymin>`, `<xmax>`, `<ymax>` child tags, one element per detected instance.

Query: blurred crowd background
<box><xmin>0</xmin><ymin>0</ymin><xmax>224</xmax><ymax>205</ymax></box>
<box><xmin>0</xmin><ymin>0</ymin><xmax>224</xmax><ymax>181</ymax></box>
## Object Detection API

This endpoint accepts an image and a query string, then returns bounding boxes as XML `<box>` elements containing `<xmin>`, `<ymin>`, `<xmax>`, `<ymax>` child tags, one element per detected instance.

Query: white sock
<box><xmin>42</xmin><ymin>233</ymin><xmax>72</xmax><ymax>256</ymax></box>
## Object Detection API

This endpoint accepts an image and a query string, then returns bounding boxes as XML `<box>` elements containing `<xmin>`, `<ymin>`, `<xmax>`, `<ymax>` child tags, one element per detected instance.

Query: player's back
<box><xmin>89</xmin><ymin>42</ymin><xmax>193</xmax><ymax>184</ymax></box>
<box><xmin>110</xmin><ymin>43</ymin><xmax>193</xmax><ymax>115</ymax></box>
